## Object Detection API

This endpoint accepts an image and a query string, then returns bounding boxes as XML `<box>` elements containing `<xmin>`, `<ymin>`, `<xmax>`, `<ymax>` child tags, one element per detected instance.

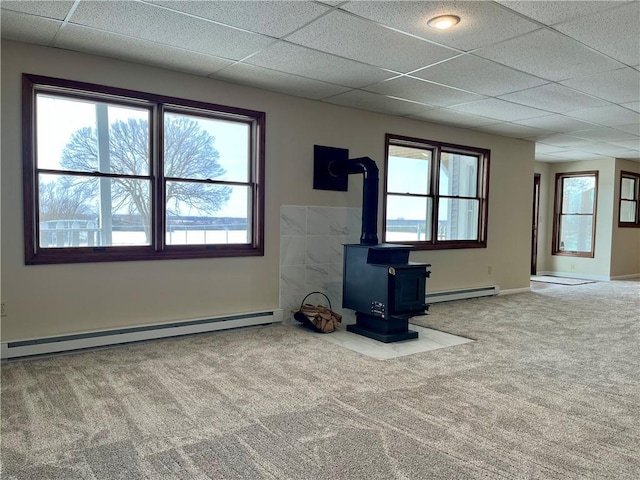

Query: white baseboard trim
<box><xmin>536</xmin><ymin>271</ymin><xmax>610</xmax><ymax>282</ymax></box>
<box><xmin>1</xmin><ymin>309</ymin><xmax>283</xmax><ymax>360</ymax></box>
<box><xmin>426</xmin><ymin>285</ymin><xmax>499</xmax><ymax>303</ymax></box>
<box><xmin>499</xmin><ymin>287</ymin><xmax>531</xmax><ymax>295</ymax></box>
<box><xmin>610</xmin><ymin>273</ymin><xmax>640</xmax><ymax>280</ymax></box>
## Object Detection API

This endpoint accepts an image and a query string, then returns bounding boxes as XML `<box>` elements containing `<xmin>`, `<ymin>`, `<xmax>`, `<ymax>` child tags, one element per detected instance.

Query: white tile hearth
<box><xmin>302</xmin><ymin>324</ymin><xmax>474</xmax><ymax>360</ymax></box>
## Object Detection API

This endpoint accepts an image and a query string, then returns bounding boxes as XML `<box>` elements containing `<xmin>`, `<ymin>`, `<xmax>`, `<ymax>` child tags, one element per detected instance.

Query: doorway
<box><xmin>531</xmin><ymin>174</ymin><xmax>541</xmax><ymax>275</ymax></box>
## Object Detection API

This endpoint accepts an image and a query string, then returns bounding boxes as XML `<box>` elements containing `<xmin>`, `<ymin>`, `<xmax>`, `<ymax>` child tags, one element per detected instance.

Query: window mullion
<box><xmin>432</xmin><ymin>146</ymin><xmax>441</xmax><ymax>244</ymax></box>
<box><xmin>154</xmin><ymin>105</ymin><xmax>164</xmax><ymax>252</ymax></box>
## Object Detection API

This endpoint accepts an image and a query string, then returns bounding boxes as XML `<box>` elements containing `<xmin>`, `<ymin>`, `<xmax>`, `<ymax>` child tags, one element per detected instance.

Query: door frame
<box><xmin>531</xmin><ymin>173</ymin><xmax>541</xmax><ymax>275</ymax></box>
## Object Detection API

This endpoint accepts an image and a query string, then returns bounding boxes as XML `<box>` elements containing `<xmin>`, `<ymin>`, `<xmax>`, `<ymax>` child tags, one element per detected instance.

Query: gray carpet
<box><xmin>2</xmin><ymin>280</ymin><xmax>639</xmax><ymax>479</ymax></box>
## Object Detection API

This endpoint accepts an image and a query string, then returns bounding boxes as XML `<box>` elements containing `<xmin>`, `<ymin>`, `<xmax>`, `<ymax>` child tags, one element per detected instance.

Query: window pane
<box><xmin>562</xmin><ymin>176</ymin><xmax>595</xmax><ymax>213</ymax></box>
<box><xmin>164</xmin><ymin>113</ymin><xmax>249</xmax><ymax>182</ymax></box>
<box><xmin>387</xmin><ymin>145</ymin><xmax>431</xmax><ymax>194</ymax></box>
<box><xmin>166</xmin><ymin>183</ymin><xmax>250</xmax><ymax>245</ymax></box>
<box><xmin>620</xmin><ymin>200</ymin><xmax>637</xmax><ymax>222</ymax></box>
<box><xmin>621</xmin><ymin>177</ymin><xmax>636</xmax><ymax>200</ymax></box>
<box><xmin>385</xmin><ymin>195</ymin><xmax>431</xmax><ymax>241</ymax></box>
<box><xmin>439</xmin><ymin>153</ymin><xmax>478</xmax><ymax>197</ymax></box>
<box><xmin>37</xmin><ymin>94</ymin><xmax>150</xmax><ymax>175</ymax></box>
<box><xmin>559</xmin><ymin>215</ymin><xmax>593</xmax><ymax>252</ymax></box>
<box><xmin>38</xmin><ymin>174</ymin><xmax>151</xmax><ymax>247</ymax></box>
<box><xmin>438</xmin><ymin>198</ymin><xmax>479</xmax><ymax>240</ymax></box>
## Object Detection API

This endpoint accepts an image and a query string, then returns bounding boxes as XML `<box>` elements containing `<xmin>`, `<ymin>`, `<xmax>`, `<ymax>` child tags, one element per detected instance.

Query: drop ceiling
<box><xmin>2</xmin><ymin>0</ymin><xmax>639</xmax><ymax>163</ymax></box>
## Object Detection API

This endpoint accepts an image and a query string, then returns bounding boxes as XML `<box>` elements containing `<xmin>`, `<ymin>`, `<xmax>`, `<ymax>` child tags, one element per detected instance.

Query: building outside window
<box><xmin>552</xmin><ymin>171</ymin><xmax>598</xmax><ymax>258</ymax></box>
<box><xmin>23</xmin><ymin>74</ymin><xmax>265</xmax><ymax>264</ymax></box>
<box><xmin>383</xmin><ymin>134</ymin><xmax>490</xmax><ymax>250</ymax></box>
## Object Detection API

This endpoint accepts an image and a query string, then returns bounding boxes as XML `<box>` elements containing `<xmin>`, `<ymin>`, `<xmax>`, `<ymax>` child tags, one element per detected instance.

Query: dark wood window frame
<box><xmin>552</xmin><ymin>171</ymin><xmax>598</xmax><ymax>258</ymax></box>
<box><xmin>618</xmin><ymin>171</ymin><xmax>640</xmax><ymax>228</ymax></box>
<box><xmin>23</xmin><ymin>74</ymin><xmax>265</xmax><ymax>264</ymax></box>
<box><xmin>382</xmin><ymin>134</ymin><xmax>490</xmax><ymax>250</ymax></box>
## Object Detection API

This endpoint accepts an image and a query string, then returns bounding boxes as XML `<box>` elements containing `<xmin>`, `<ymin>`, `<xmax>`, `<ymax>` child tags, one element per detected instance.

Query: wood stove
<box><xmin>343</xmin><ymin>243</ymin><xmax>430</xmax><ymax>342</ymax></box>
<box><xmin>313</xmin><ymin>145</ymin><xmax>431</xmax><ymax>343</ymax></box>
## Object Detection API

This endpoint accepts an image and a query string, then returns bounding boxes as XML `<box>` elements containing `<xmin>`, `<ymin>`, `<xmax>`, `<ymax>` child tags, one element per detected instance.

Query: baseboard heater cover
<box><xmin>1</xmin><ymin>309</ymin><xmax>283</xmax><ymax>360</ymax></box>
<box><xmin>426</xmin><ymin>285</ymin><xmax>499</xmax><ymax>304</ymax></box>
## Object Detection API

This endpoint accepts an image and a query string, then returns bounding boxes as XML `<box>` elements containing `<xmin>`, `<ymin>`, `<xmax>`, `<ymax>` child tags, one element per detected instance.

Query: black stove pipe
<box><xmin>329</xmin><ymin>156</ymin><xmax>379</xmax><ymax>245</ymax></box>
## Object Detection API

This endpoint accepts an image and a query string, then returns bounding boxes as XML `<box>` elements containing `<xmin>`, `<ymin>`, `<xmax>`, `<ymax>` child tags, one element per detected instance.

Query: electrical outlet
<box><xmin>1</xmin><ymin>302</ymin><xmax>6</xmax><ymax>317</ymax></box>
<box><xmin>487</xmin><ymin>266</ymin><xmax>493</xmax><ymax>274</ymax></box>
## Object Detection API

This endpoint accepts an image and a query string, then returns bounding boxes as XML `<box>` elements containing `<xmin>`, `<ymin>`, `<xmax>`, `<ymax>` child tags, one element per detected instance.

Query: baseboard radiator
<box><xmin>1</xmin><ymin>309</ymin><xmax>283</xmax><ymax>360</ymax></box>
<box><xmin>426</xmin><ymin>285</ymin><xmax>499</xmax><ymax>304</ymax></box>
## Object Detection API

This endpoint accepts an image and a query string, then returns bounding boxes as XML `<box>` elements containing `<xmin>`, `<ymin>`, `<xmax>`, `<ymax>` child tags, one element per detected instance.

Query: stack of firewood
<box><xmin>294</xmin><ymin>304</ymin><xmax>342</xmax><ymax>333</ymax></box>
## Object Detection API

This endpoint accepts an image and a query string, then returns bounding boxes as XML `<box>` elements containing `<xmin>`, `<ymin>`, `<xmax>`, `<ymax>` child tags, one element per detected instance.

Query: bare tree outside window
<box><xmin>51</xmin><ymin>117</ymin><xmax>231</xmax><ymax>242</ymax></box>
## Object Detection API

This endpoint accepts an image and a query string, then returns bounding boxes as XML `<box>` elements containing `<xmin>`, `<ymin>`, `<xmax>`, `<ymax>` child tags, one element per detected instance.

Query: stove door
<box><xmin>388</xmin><ymin>267</ymin><xmax>427</xmax><ymax>316</ymax></box>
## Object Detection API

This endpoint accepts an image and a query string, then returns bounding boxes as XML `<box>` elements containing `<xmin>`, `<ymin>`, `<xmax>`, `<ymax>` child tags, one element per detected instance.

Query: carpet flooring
<box><xmin>1</xmin><ymin>279</ymin><xmax>639</xmax><ymax>479</ymax></box>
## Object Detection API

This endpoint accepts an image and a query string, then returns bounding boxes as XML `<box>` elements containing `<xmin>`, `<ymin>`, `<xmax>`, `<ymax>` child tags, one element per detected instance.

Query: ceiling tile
<box><xmin>575</xmin><ymin>143</ymin><xmax>638</xmax><ymax>155</ymax></box>
<box><xmin>340</xmin><ymin>1</ymin><xmax>539</xmax><ymax>51</ymax></box>
<box><xmin>449</xmin><ymin>98</ymin><xmax>549</xmax><ymax>121</ymax></box>
<box><xmin>495</xmin><ymin>1</ymin><xmax>625</xmax><ymax>26</ymax></box>
<box><xmin>55</xmin><ymin>25</ymin><xmax>234</xmax><ymax>77</ymax></box>
<box><xmin>615</xmin><ymin>124</ymin><xmax>640</xmax><ymax>135</ymax></box>
<box><xmin>211</xmin><ymin>63</ymin><xmax>351</xmax><ymax>100</ymax></box>
<box><xmin>622</xmin><ymin>102</ymin><xmax>640</xmax><ymax>113</ymax></box>
<box><xmin>535</xmin><ymin>133</ymin><xmax>591</xmax><ymax>147</ymax></box>
<box><xmin>407</xmin><ymin>109</ymin><xmax>498</xmax><ymax>128</ymax></box>
<box><xmin>149</xmin><ymin>1</ymin><xmax>331</xmax><ymax>38</ymax></box>
<box><xmin>566</xmin><ymin>127</ymin><xmax>639</xmax><ymax>142</ymax></box>
<box><xmin>514</xmin><ymin>114</ymin><xmax>599</xmax><ymax>132</ymax></box>
<box><xmin>535</xmin><ymin>153</ymin><xmax>571</xmax><ymax>162</ymax></box>
<box><xmin>607</xmin><ymin>139</ymin><xmax>640</xmax><ymax>150</ymax></box>
<box><xmin>565</xmin><ymin>104</ymin><xmax>640</xmax><ymax>127</ymax></box>
<box><xmin>0</xmin><ymin>10</ymin><xmax>61</xmax><ymax>45</ymax></box>
<box><xmin>244</xmin><ymin>42</ymin><xmax>396</xmax><ymax>88</ymax></box>
<box><xmin>69</xmin><ymin>1</ymin><xmax>274</xmax><ymax>60</ymax></box>
<box><xmin>410</xmin><ymin>54</ymin><xmax>548</xmax><ymax>96</ymax></box>
<box><xmin>474</xmin><ymin>28</ymin><xmax>623</xmax><ymax>81</ymax></box>
<box><xmin>363</xmin><ymin>76</ymin><xmax>485</xmax><ymax>107</ymax></box>
<box><xmin>285</xmin><ymin>10</ymin><xmax>459</xmax><ymax>73</ymax></box>
<box><xmin>554</xmin><ymin>1</ymin><xmax>640</xmax><ymax>66</ymax></box>
<box><xmin>0</xmin><ymin>0</ymin><xmax>75</xmax><ymax>20</ymax></box>
<box><xmin>535</xmin><ymin>143</ymin><xmax>570</xmax><ymax>154</ymax></box>
<box><xmin>545</xmin><ymin>150</ymin><xmax>609</xmax><ymax>160</ymax></box>
<box><xmin>474</xmin><ymin>123</ymin><xmax>552</xmax><ymax>138</ymax></box>
<box><xmin>560</xmin><ymin>68</ymin><xmax>640</xmax><ymax>104</ymax></box>
<box><xmin>498</xmin><ymin>83</ymin><xmax>609</xmax><ymax>114</ymax></box>
<box><xmin>323</xmin><ymin>90</ymin><xmax>432</xmax><ymax>116</ymax></box>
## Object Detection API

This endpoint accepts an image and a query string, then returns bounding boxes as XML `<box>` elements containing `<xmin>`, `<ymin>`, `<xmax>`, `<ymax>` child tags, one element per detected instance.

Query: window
<box><xmin>383</xmin><ymin>134</ymin><xmax>490</xmax><ymax>250</ymax></box>
<box><xmin>619</xmin><ymin>171</ymin><xmax>640</xmax><ymax>227</ymax></box>
<box><xmin>23</xmin><ymin>74</ymin><xmax>265</xmax><ymax>264</ymax></box>
<box><xmin>552</xmin><ymin>171</ymin><xmax>598</xmax><ymax>257</ymax></box>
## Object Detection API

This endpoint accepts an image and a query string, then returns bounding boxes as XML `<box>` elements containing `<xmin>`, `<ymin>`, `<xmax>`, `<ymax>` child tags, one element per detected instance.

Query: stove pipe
<box><xmin>329</xmin><ymin>156</ymin><xmax>379</xmax><ymax>245</ymax></box>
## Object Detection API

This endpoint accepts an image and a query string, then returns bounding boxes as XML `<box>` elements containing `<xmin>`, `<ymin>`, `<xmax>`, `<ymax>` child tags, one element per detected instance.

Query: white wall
<box><xmin>1</xmin><ymin>40</ymin><xmax>535</xmax><ymax>341</ymax></box>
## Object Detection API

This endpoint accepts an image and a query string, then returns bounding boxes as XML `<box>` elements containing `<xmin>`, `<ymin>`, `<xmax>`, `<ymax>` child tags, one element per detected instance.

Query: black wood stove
<box><xmin>343</xmin><ymin>243</ymin><xmax>430</xmax><ymax>342</ymax></box>
<box><xmin>314</xmin><ymin>145</ymin><xmax>430</xmax><ymax>343</ymax></box>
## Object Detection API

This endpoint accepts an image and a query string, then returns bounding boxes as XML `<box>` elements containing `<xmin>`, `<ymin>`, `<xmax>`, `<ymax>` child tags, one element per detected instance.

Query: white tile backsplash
<box><xmin>280</xmin><ymin>235</ymin><xmax>306</xmax><ymax>266</ymax></box>
<box><xmin>280</xmin><ymin>205</ymin><xmax>307</xmax><ymax>235</ymax></box>
<box><xmin>280</xmin><ymin>205</ymin><xmax>362</xmax><ymax>323</ymax></box>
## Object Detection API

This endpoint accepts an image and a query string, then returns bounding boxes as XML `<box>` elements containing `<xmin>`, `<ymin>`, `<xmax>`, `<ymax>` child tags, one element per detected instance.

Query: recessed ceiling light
<box><xmin>427</xmin><ymin>15</ymin><xmax>460</xmax><ymax>30</ymax></box>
